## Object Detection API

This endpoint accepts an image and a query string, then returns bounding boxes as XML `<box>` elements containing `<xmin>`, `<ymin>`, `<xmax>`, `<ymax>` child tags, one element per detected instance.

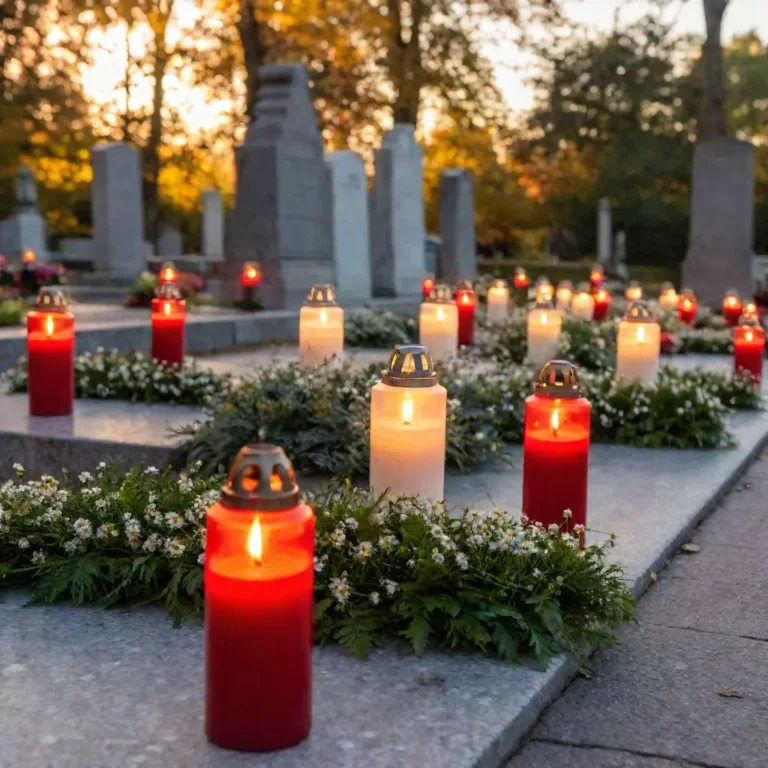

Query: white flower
<box><xmin>142</xmin><ymin>534</ymin><xmax>161</xmax><ymax>553</ymax></box>
<box><xmin>329</xmin><ymin>528</ymin><xmax>346</xmax><ymax>549</ymax></box>
<box><xmin>369</xmin><ymin>591</ymin><xmax>381</xmax><ymax>606</ymax></box>
<box><xmin>330</xmin><ymin>574</ymin><xmax>351</xmax><ymax>604</ymax></box>
<box><xmin>378</xmin><ymin>534</ymin><xmax>398</xmax><ymax>551</ymax></box>
<box><xmin>548</xmin><ymin>523</ymin><xmax>560</xmax><ymax>534</ymax></box>
<box><xmin>344</xmin><ymin>517</ymin><xmax>359</xmax><ymax>531</ymax></box>
<box><xmin>165</xmin><ymin>512</ymin><xmax>184</xmax><ymax>529</ymax></box>
<box><xmin>95</xmin><ymin>498</ymin><xmax>107</xmax><ymax>511</ymax></box>
<box><xmin>31</xmin><ymin>550</ymin><xmax>46</xmax><ymax>564</ymax></box>
<box><xmin>17</xmin><ymin>537</ymin><xmax>30</xmax><ymax>550</ymax></box>
<box><xmin>165</xmin><ymin>538</ymin><xmax>186</xmax><ymax>557</ymax></box>
<box><xmin>177</xmin><ymin>473</ymin><xmax>193</xmax><ymax>492</ymax></box>
<box><xmin>78</xmin><ymin>472</ymin><xmax>93</xmax><ymax>484</ymax></box>
<box><xmin>73</xmin><ymin>518</ymin><xmax>93</xmax><ymax>539</ymax></box>
<box><xmin>455</xmin><ymin>552</ymin><xmax>469</xmax><ymax>570</ymax></box>
<box><xmin>12</xmin><ymin>463</ymin><xmax>24</xmax><ymax>476</ymax></box>
<box><xmin>563</xmin><ymin>509</ymin><xmax>572</xmax><ymax>519</ymax></box>
<box><xmin>125</xmin><ymin>518</ymin><xmax>141</xmax><ymax>537</ymax></box>
<box><xmin>313</xmin><ymin>555</ymin><xmax>327</xmax><ymax>573</ymax></box>
<box><xmin>533</xmin><ymin>568</ymin><xmax>542</xmax><ymax>578</ymax></box>
<box><xmin>381</xmin><ymin>579</ymin><xmax>398</xmax><ymax>596</ymax></box>
<box><xmin>432</xmin><ymin>548</ymin><xmax>445</xmax><ymax>564</ymax></box>
<box><xmin>144</xmin><ymin>466</ymin><xmax>159</xmax><ymax>476</ymax></box>
<box><xmin>63</xmin><ymin>539</ymin><xmax>80</xmax><ymax>555</ymax></box>
<box><xmin>197</xmin><ymin>552</ymin><xmax>205</xmax><ymax>565</ymax></box>
<box><xmin>356</xmin><ymin>541</ymin><xmax>373</xmax><ymax>560</ymax></box>
<box><xmin>97</xmin><ymin>462</ymin><xmax>107</xmax><ymax>471</ymax></box>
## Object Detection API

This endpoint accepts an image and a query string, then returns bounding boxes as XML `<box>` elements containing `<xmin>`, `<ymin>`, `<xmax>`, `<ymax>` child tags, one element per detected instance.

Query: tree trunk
<box><xmin>388</xmin><ymin>0</ymin><xmax>425</xmax><ymax>125</ymax></box>
<box><xmin>699</xmin><ymin>0</ymin><xmax>729</xmax><ymax>140</ymax></box>
<box><xmin>238</xmin><ymin>0</ymin><xmax>265</xmax><ymax>122</ymax></box>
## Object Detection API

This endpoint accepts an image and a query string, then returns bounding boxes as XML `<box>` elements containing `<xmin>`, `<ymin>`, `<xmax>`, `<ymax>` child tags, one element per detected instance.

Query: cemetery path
<box><xmin>508</xmin><ymin>449</ymin><xmax>768</xmax><ymax>768</ymax></box>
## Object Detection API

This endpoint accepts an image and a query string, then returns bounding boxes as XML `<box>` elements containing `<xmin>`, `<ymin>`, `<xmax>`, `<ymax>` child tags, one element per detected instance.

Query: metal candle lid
<box><xmin>660</xmin><ymin>281</ymin><xmax>675</xmax><ymax>293</ymax></box>
<box><xmin>456</xmin><ymin>280</ymin><xmax>474</xmax><ymax>292</ymax></box>
<box><xmin>383</xmin><ymin>345</ymin><xmax>437</xmax><ymax>388</ymax></box>
<box><xmin>222</xmin><ymin>443</ymin><xmax>301</xmax><ymax>511</ymax></box>
<box><xmin>428</xmin><ymin>284</ymin><xmax>454</xmax><ymax>304</ymax></box>
<box><xmin>576</xmin><ymin>282</ymin><xmax>592</xmax><ymax>295</ymax></box>
<box><xmin>306</xmin><ymin>284</ymin><xmax>337</xmax><ymax>306</ymax></box>
<box><xmin>491</xmin><ymin>279</ymin><xmax>508</xmax><ymax>290</ymax></box>
<box><xmin>156</xmin><ymin>281</ymin><xmax>183</xmax><ymax>300</ymax></box>
<box><xmin>591</xmin><ymin>263</ymin><xmax>603</xmax><ymax>275</ymax></box>
<box><xmin>557</xmin><ymin>280</ymin><xmax>574</xmax><ymax>290</ymax></box>
<box><xmin>534</xmin><ymin>299</ymin><xmax>555</xmax><ymax>311</ymax></box>
<box><xmin>160</xmin><ymin>261</ymin><xmax>176</xmax><ymax>280</ymax></box>
<box><xmin>738</xmin><ymin>314</ymin><xmax>762</xmax><ymax>328</ymax></box>
<box><xmin>680</xmin><ymin>287</ymin><xmax>696</xmax><ymax>299</ymax></box>
<box><xmin>535</xmin><ymin>276</ymin><xmax>552</xmax><ymax>286</ymax></box>
<box><xmin>535</xmin><ymin>360</ymin><xmax>583</xmax><ymax>399</ymax></box>
<box><xmin>35</xmin><ymin>287</ymin><xmax>68</xmax><ymax>312</ymax></box>
<box><xmin>623</xmin><ymin>300</ymin><xmax>655</xmax><ymax>323</ymax></box>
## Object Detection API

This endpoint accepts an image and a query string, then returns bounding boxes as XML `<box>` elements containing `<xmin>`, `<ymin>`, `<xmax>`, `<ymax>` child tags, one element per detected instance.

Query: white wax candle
<box><xmin>419</xmin><ymin>302</ymin><xmax>458</xmax><ymax>360</ymax></box>
<box><xmin>369</xmin><ymin>381</ymin><xmax>447</xmax><ymax>501</ymax></box>
<box><xmin>616</xmin><ymin>320</ymin><xmax>661</xmax><ymax>384</ymax></box>
<box><xmin>299</xmin><ymin>305</ymin><xmax>344</xmax><ymax>365</ymax></box>
<box><xmin>527</xmin><ymin>307</ymin><xmax>562</xmax><ymax>367</ymax></box>
<box><xmin>535</xmin><ymin>283</ymin><xmax>554</xmax><ymax>303</ymax></box>
<box><xmin>626</xmin><ymin>286</ymin><xmax>643</xmax><ymax>302</ymax></box>
<box><xmin>659</xmin><ymin>291</ymin><xmax>678</xmax><ymax>311</ymax></box>
<box><xmin>556</xmin><ymin>287</ymin><xmax>573</xmax><ymax>311</ymax></box>
<box><xmin>487</xmin><ymin>285</ymin><xmax>509</xmax><ymax>324</ymax></box>
<box><xmin>571</xmin><ymin>292</ymin><xmax>595</xmax><ymax>321</ymax></box>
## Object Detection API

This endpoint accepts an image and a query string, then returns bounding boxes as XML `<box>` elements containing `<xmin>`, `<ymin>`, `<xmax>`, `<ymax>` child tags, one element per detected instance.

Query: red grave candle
<box><xmin>205</xmin><ymin>444</ymin><xmax>314</xmax><ymax>752</ymax></box>
<box><xmin>734</xmin><ymin>320</ymin><xmax>765</xmax><ymax>386</ymax></box>
<box><xmin>241</xmin><ymin>262</ymin><xmax>262</xmax><ymax>289</ymax></box>
<box><xmin>677</xmin><ymin>291</ymin><xmax>697</xmax><ymax>325</ymax></box>
<box><xmin>151</xmin><ymin>282</ymin><xmax>186</xmax><ymax>365</ymax></box>
<box><xmin>722</xmin><ymin>290</ymin><xmax>742</xmax><ymax>327</ymax></box>
<box><xmin>513</xmin><ymin>268</ymin><xmax>530</xmax><ymax>291</ymax></box>
<box><xmin>422</xmin><ymin>275</ymin><xmax>435</xmax><ymax>300</ymax></box>
<box><xmin>27</xmin><ymin>288</ymin><xmax>74</xmax><ymax>417</ymax></box>
<box><xmin>455</xmin><ymin>285</ymin><xmax>476</xmax><ymax>347</ymax></box>
<box><xmin>159</xmin><ymin>261</ymin><xmax>177</xmax><ymax>284</ymax></box>
<box><xmin>589</xmin><ymin>265</ymin><xmax>603</xmax><ymax>290</ymax></box>
<box><xmin>522</xmin><ymin>361</ymin><xmax>591</xmax><ymax>542</ymax></box>
<box><xmin>592</xmin><ymin>287</ymin><xmax>611</xmax><ymax>321</ymax></box>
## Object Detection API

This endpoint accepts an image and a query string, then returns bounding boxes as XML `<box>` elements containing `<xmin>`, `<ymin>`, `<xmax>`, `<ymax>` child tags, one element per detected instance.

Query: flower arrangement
<box><xmin>344</xmin><ymin>310</ymin><xmax>418</xmax><ymax>348</ymax></box>
<box><xmin>0</xmin><ymin>462</ymin><xmax>634</xmax><ymax>666</ymax></box>
<box><xmin>125</xmin><ymin>270</ymin><xmax>205</xmax><ymax>308</ymax></box>
<box><xmin>2</xmin><ymin>348</ymin><xmax>232</xmax><ymax>406</ymax></box>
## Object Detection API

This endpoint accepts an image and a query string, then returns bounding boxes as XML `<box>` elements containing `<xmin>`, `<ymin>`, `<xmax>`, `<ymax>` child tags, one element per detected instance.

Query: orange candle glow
<box><xmin>593</xmin><ymin>287</ymin><xmax>611</xmax><ymax>321</ymax></box>
<box><xmin>241</xmin><ymin>261</ymin><xmax>262</xmax><ymax>288</ymax></box>
<box><xmin>150</xmin><ymin>282</ymin><xmax>186</xmax><ymax>365</ymax></box>
<box><xmin>677</xmin><ymin>289</ymin><xmax>697</xmax><ymax>325</ymax></box>
<box><xmin>22</xmin><ymin>248</ymin><xmax>36</xmax><ymax>265</ymax></box>
<box><xmin>159</xmin><ymin>261</ymin><xmax>177</xmax><ymax>283</ymax></box>
<box><xmin>422</xmin><ymin>275</ymin><xmax>435</xmax><ymax>300</ymax></box>
<box><xmin>734</xmin><ymin>316</ymin><xmax>765</xmax><ymax>386</ymax></box>
<box><xmin>722</xmin><ymin>289</ymin><xmax>742</xmax><ymax>327</ymax></box>
<box><xmin>590</xmin><ymin>264</ymin><xmax>603</xmax><ymax>289</ymax></box>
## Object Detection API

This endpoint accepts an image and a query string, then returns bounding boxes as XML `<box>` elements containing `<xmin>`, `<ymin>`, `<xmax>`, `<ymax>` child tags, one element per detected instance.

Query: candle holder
<box><xmin>238</xmin><ymin>261</ymin><xmax>263</xmax><ymax>310</ymax></box>
<box><xmin>677</xmin><ymin>288</ymin><xmax>697</xmax><ymax>325</ymax></box>
<box><xmin>659</xmin><ymin>281</ymin><xmax>678</xmax><ymax>311</ymax></box>
<box><xmin>733</xmin><ymin>315</ymin><xmax>765</xmax><ymax>386</ymax></box>
<box><xmin>513</xmin><ymin>266</ymin><xmax>530</xmax><ymax>305</ymax></box>
<box><xmin>616</xmin><ymin>301</ymin><xmax>660</xmax><ymax>385</ymax></box>
<box><xmin>534</xmin><ymin>276</ymin><xmax>554</xmax><ymax>304</ymax></box>
<box><xmin>205</xmin><ymin>443</ymin><xmax>314</xmax><ymax>752</ymax></box>
<box><xmin>527</xmin><ymin>300</ymin><xmax>562</xmax><ymax>368</ymax></box>
<box><xmin>722</xmin><ymin>288</ymin><xmax>742</xmax><ymax>327</ymax></box>
<box><xmin>422</xmin><ymin>274</ymin><xmax>435</xmax><ymax>300</ymax></box>
<box><xmin>298</xmin><ymin>284</ymin><xmax>344</xmax><ymax>366</ymax></box>
<box><xmin>592</xmin><ymin>286</ymin><xmax>611</xmax><ymax>321</ymax></box>
<box><xmin>522</xmin><ymin>360</ymin><xmax>591</xmax><ymax>542</ymax></box>
<box><xmin>743</xmin><ymin>300</ymin><xmax>758</xmax><ymax>320</ymax></box>
<box><xmin>555</xmin><ymin>280</ymin><xmax>574</xmax><ymax>311</ymax></box>
<box><xmin>27</xmin><ymin>287</ymin><xmax>75</xmax><ymax>417</ymax></box>
<box><xmin>22</xmin><ymin>248</ymin><xmax>36</xmax><ymax>265</ymax></box>
<box><xmin>419</xmin><ymin>284</ymin><xmax>458</xmax><ymax>360</ymax></box>
<box><xmin>486</xmin><ymin>279</ymin><xmax>509</xmax><ymax>324</ymax></box>
<box><xmin>370</xmin><ymin>345</ymin><xmax>447</xmax><ymax>501</ymax></box>
<box><xmin>625</xmin><ymin>280</ymin><xmax>643</xmax><ymax>302</ymax></box>
<box><xmin>455</xmin><ymin>281</ymin><xmax>476</xmax><ymax>347</ymax></box>
<box><xmin>151</xmin><ymin>282</ymin><xmax>186</xmax><ymax>366</ymax></box>
<box><xmin>589</xmin><ymin>264</ymin><xmax>604</xmax><ymax>290</ymax></box>
<box><xmin>571</xmin><ymin>282</ymin><xmax>595</xmax><ymax>321</ymax></box>
<box><xmin>159</xmin><ymin>260</ymin><xmax>177</xmax><ymax>284</ymax></box>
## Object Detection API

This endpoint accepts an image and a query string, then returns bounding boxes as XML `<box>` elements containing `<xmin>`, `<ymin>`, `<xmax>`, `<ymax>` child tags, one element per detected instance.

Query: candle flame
<box><xmin>683</xmin><ymin>300</ymin><xmax>692</xmax><ymax>310</ymax></box>
<box><xmin>161</xmin><ymin>268</ymin><xmax>175</xmax><ymax>282</ymax></box>
<box><xmin>636</xmin><ymin>326</ymin><xmax>646</xmax><ymax>342</ymax></box>
<box><xmin>45</xmin><ymin>315</ymin><xmax>54</xmax><ymax>337</ymax></box>
<box><xmin>248</xmin><ymin>518</ymin><xmax>263</xmax><ymax>564</ymax></box>
<box><xmin>320</xmin><ymin>309</ymin><xmax>328</xmax><ymax>324</ymax></box>
<box><xmin>163</xmin><ymin>301</ymin><xmax>171</xmax><ymax>316</ymax></box>
<box><xmin>461</xmin><ymin>294</ymin><xmax>470</xmax><ymax>305</ymax></box>
<box><xmin>551</xmin><ymin>408</ymin><xmax>560</xmax><ymax>436</ymax></box>
<box><xmin>541</xmin><ymin>312</ymin><xmax>548</xmax><ymax>325</ymax></box>
<box><xmin>247</xmin><ymin>267</ymin><xmax>257</xmax><ymax>280</ymax></box>
<box><xmin>402</xmin><ymin>393</ymin><xmax>413</xmax><ymax>425</ymax></box>
<box><xmin>270</xmin><ymin>473</ymin><xmax>282</xmax><ymax>492</ymax></box>
<box><xmin>591</xmin><ymin>271</ymin><xmax>601</xmax><ymax>282</ymax></box>
<box><xmin>746</xmin><ymin>330</ymin><xmax>754</xmax><ymax>342</ymax></box>
<box><xmin>436</xmin><ymin>306</ymin><xmax>445</xmax><ymax>321</ymax></box>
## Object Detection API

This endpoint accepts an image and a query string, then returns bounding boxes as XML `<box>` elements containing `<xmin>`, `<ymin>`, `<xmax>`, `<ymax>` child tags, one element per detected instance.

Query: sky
<box><xmin>491</xmin><ymin>0</ymin><xmax>768</xmax><ymax>110</ymax></box>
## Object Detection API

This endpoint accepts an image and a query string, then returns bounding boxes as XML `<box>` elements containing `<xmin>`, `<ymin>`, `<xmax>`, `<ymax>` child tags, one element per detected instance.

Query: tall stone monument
<box><xmin>439</xmin><ymin>168</ymin><xmax>476</xmax><ymax>284</ymax></box>
<box><xmin>369</xmin><ymin>124</ymin><xmax>425</xmax><ymax>298</ymax></box>
<box><xmin>326</xmin><ymin>151</ymin><xmax>371</xmax><ymax>305</ymax></box>
<box><xmin>683</xmin><ymin>137</ymin><xmax>755</xmax><ymax>305</ymax></box>
<box><xmin>0</xmin><ymin>166</ymin><xmax>49</xmax><ymax>261</ymax></box>
<box><xmin>225</xmin><ymin>64</ymin><xmax>335</xmax><ymax>309</ymax></box>
<box><xmin>91</xmin><ymin>143</ymin><xmax>145</xmax><ymax>278</ymax></box>
<box><xmin>597</xmin><ymin>197</ymin><xmax>612</xmax><ymax>266</ymax></box>
<box><xmin>201</xmin><ymin>188</ymin><xmax>224</xmax><ymax>261</ymax></box>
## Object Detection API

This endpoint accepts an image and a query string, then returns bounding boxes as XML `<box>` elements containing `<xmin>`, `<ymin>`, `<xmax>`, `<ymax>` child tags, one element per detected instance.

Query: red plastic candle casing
<box><xmin>456</xmin><ymin>288</ymin><xmax>476</xmax><ymax>347</ymax></box>
<box><xmin>151</xmin><ymin>296</ymin><xmax>186</xmax><ymax>365</ymax></box>
<box><xmin>722</xmin><ymin>295</ymin><xmax>742</xmax><ymax>327</ymax></box>
<box><xmin>513</xmin><ymin>273</ymin><xmax>529</xmax><ymax>290</ymax></box>
<box><xmin>677</xmin><ymin>295</ymin><xmax>697</xmax><ymax>325</ymax></box>
<box><xmin>205</xmin><ymin>445</ymin><xmax>315</xmax><ymax>752</ymax></box>
<box><xmin>422</xmin><ymin>276</ymin><xmax>435</xmax><ymax>300</ymax></box>
<box><xmin>592</xmin><ymin>289</ymin><xmax>611</xmax><ymax>321</ymax></box>
<box><xmin>589</xmin><ymin>268</ymin><xmax>603</xmax><ymax>289</ymax></box>
<box><xmin>241</xmin><ymin>262</ymin><xmax>262</xmax><ymax>289</ymax></box>
<box><xmin>27</xmin><ymin>306</ymin><xmax>75</xmax><ymax>417</ymax></box>
<box><xmin>522</xmin><ymin>363</ymin><xmax>591</xmax><ymax>543</ymax></box>
<box><xmin>734</xmin><ymin>325</ymin><xmax>765</xmax><ymax>386</ymax></box>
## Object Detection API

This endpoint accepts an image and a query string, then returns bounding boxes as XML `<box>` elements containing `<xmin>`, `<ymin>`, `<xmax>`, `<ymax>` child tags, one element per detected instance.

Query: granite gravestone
<box><xmin>0</xmin><ymin>166</ymin><xmax>49</xmax><ymax>261</ymax></box>
<box><xmin>91</xmin><ymin>143</ymin><xmax>145</xmax><ymax>278</ymax></box>
<box><xmin>225</xmin><ymin>64</ymin><xmax>335</xmax><ymax>309</ymax></box>
<box><xmin>439</xmin><ymin>168</ymin><xmax>476</xmax><ymax>284</ymax></box>
<box><xmin>157</xmin><ymin>223</ymin><xmax>183</xmax><ymax>257</ymax></box>
<box><xmin>201</xmin><ymin>188</ymin><xmax>224</xmax><ymax>261</ymax></box>
<box><xmin>326</xmin><ymin>151</ymin><xmax>371</xmax><ymax>304</ymax></box>
<box><xmin>614</xmin><ymin>230</ymin><xmax>628</xmax><ymax>280</ymax></box>
<box><xmin>682</xmin><ymin>137</ymin><xmax>755</xmax><ymax>305</ymax></box>
<box><xmin>369</xmin><ymin>124</ymin><xmax>425</xmax><ymax>298</ymax></box>
<box><xmin>597</xmin><ymin>197</ymin><xmax>612</xmax><ymax>266</ymax></box>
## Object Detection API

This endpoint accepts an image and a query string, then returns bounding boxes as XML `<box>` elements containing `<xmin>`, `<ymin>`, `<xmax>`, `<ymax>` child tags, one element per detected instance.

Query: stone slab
<box><xmin>511</xmin><ymin>742</ymin><xmax>681</xmax><ymax>768</ymax></box>
<box><xmin>666</xmin><ymin>541</ymin><xmax>768</xmax><ymax>585</ymax></box>
<box><xmin>532</xmin><ymin>624</ymin><xmax>768</xmax><ymax>768</ymax></box>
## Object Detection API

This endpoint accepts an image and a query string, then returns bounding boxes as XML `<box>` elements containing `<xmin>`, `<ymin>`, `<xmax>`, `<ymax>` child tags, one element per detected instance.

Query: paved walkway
<box><xmin>509</xmin><ymin>450</ymin><xmax>768</xmax><ymax>768</ymax></box>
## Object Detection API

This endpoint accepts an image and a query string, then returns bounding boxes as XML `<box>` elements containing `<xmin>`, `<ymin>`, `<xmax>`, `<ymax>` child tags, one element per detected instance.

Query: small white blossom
<box><xmin>344</xmin><ymin>517</ymin><xmax>359</xmax><ymax>531</ymax></box>
<box><xmin>165</xmin><ymin>538</ymin><xmax>186</xmax><ymax>557</ymax></box>
<box><xmin>144</xmin><ymin>466</ymin><xmax>159</xmax><ymax>476</ymax></box>
<box><xmin>455</xmin><ymin>552</ymin><xmax>469</xmax><ymax>570</ymax></box>
<box><xmin>165</xmin><ymin>512</ymin><xmax>184</xmax><ymax>529</ymax></box>
<box><xmin>78</xmin><ymin>472</ymin><xmax>93</xmax><ymax>484</ymax></box>
<box><xmin>73</xmin><ymin>518</ymin><xmax>93</xmax><ymax>539</ymax></box>
<box><xmin>198</xmin><ymin>552</ymin><xmax>205</xmax><ymax>565</ymax></box>
<box><xmin>31</xmin><ymin>550</ymin><xmax>46</xmax><ymax>565</ymax></box>
<box><xmin>356</xmin><ymin>541</ymin><xmax>373</xmax><ymax>560</ymax></box>
<box><xmin>381</xmin><ymin>579</ymin><xmax>398</xmax><ymax>596</ymax></box>
<box><xmin>17</xmin><ymin>537</ymin><xmax>30</xmax><ymax>550</ymax></box>
<box><xmin>369</xmin><ymin>591</ymin><xmax>381</xmax><ymax>606</ymax></box>
<box><xmin>330</xmin><ymin>574</ymin><xmax>351</xmax><ymax>604</ymax></box>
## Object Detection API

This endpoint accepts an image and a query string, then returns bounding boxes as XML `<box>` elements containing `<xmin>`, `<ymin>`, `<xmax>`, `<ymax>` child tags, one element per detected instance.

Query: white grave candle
<box><xmin>616</xmin><ymin>301</ymin><xmax>661</xmax><ymax>385</ymax></box>
<box><xmin>299</xmin><ymin>284</ymin><xmax>344</xmax><ymax>366</ymax></box>
<box><xmin>571</xmin><ymin>285</ymin><xmax>595</xmax><ymax>321</ymax></box>
<box><xmin>486</xmin><ymin>279</ymin><xmax>509</xmax><ymax>324</ymax></box>
<box><xmin>419</xmin><ymin>284</ymin><xmax>458</xmax><ymax>360</ymax></box>
<box><xmin>527</xmin><ymin>302</ymin><xmax>562</xmax><ymax>367</ymax></box>
<box><xmin>556</xmin><ymin>280</ymin><xmax>574</xmax><ymax>311</ymax></box>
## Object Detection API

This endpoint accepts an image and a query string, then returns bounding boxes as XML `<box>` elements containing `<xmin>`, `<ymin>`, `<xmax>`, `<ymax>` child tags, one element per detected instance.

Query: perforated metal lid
<box><xmin>306</xmin><ymin>284</ymin><xmax>338</xmax><ymax>306</ymax></box>
<box><xmin>156</xmin><ymin>281</ymin><xmax>182</xmax><ymax>300</ymax></box>
<box><xmin>35</xmin><ymin>287</ymin><xmax>68</xmax><ymax>312</ymax></box>
<box><xmin>428</xmin><ymin>284</ymin><xmax>454</xmax><ymax>304</ymax></box>
<box><xmin>534</xmin><ymin>360</ymin><xmax>583</xmax><ymax>399</ymax></box>
<box><xmin>221</xmin><ymin>444</ymin><xmax>300</xmax><ymax>511</ymax></box>
<box><xmin>623</xmin><ymin>300</ymin><xmax>655</xmax><ymax>323</ymax></box>
<box><xmin>382</xmin><ymin>345</ymin><xmax>437</xmax><ymax>388</ymax></box>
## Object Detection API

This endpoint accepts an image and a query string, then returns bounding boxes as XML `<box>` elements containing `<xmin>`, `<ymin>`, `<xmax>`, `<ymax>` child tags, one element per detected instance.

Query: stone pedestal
<box><xmin>225</xmin><ymin>64</ymin><xmax>335</xmax><ymax>309</ymax></box>
<box><xmin>201</xmin><ymin>188</ymin><xmax>224</xmax><ymax>262</ymax></box>
<box><xmin>91</xmin><ymin>143</ymin><xmax>145</xmax><ymax>279</ymax></box>
<box><xmin>683</xmin><ymin>138</ymin><xmax>755</xmax><ymax>305</ymax></box>
<box><xmin>439</xmin><ymin>169</ymin><xmax>476</xmax><ymax>284</ymax></box>
<box><xmin>0</xmin><ymin>212</ymin><xmax>49</xmax><ymax>262</ymax></box>
<box><xmin>597</xmin><ymin>197</ymin><xmax>612</xmax><ymax>266</ymax></box>
<box><xmin>369</xmin><ymin>124</ymin><xmax>425</xmax><ymax>298</ymax></box>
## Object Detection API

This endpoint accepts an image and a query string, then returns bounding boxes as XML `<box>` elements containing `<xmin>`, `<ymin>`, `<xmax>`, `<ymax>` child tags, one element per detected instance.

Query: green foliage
<box><xmin>0</xmin><ymin>299</ymin><xmax>27</xmax><ymax>327</ymax></box>
<box><xmin>2</xmin><ymin>349</ymin><xmax>232</xmax><ymax>406</ymax></box>
<box><xmin>345</xmin><ymin>311</ymin><xmax>418</xmax><ymax>348</ymax></box>
<box><xmin>0</xmin><ymin>463</ymin><xmax>635</xmax><ymax>666</ymax></box>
